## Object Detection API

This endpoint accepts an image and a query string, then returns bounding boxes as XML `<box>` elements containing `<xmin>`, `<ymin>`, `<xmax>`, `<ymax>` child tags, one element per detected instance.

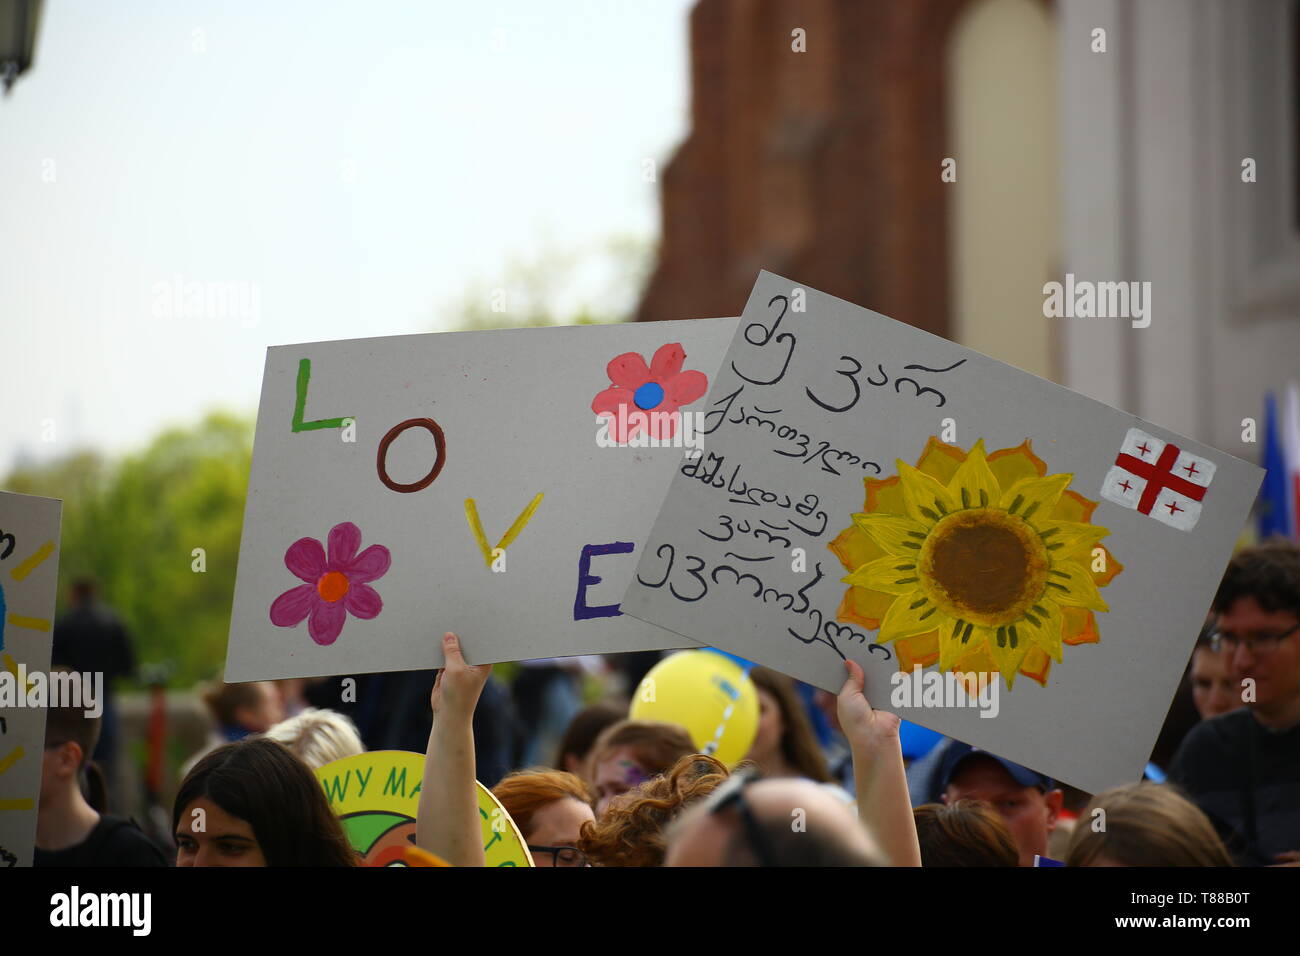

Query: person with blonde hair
<box><xmin>264</xmin><ymin>707</ymin><xmax>364</xmax><ymax>771</ymax></box>
<box><xmin>1065</xmin><ymin>782</ymin><xmax>1233</xmax><ymax>867</ymax></box>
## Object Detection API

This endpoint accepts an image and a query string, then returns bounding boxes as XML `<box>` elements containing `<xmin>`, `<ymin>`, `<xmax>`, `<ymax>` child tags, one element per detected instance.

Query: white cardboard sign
<box><xmin>226</xmin><ymin>319</ymin><xmax>737</xmax><ymax>680</ymax></box>
<box><xmin>620</xmin><ymin>273</ymin><xmax>1263</xmax><ymax>793</ymax></box>
<box><xmin>0</xmin><ymin>490</ymin><xmax>63</xmax><ymax>867</ymax></box>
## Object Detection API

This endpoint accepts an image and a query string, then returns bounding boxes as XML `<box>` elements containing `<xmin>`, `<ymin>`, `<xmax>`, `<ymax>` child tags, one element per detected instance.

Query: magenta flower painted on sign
<box><xmin>269</xmin><ymin>521</ymin><xmax>391</xmax><ymax>646</ymax></box>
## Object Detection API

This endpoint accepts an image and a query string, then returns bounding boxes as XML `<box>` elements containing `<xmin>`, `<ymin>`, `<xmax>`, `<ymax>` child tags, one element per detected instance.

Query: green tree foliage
<box><xmin>447</xmin><ymin>234</ymin><xmax>654</xmax><ymax>331</ymax></box>
<box><xmin>4</xmin><ymin>412</ymin><xmax>253</xmax><ymax>687</ymax></box>
<box><xmin>2</xmin><ymin>236</ymin><xmax>653</xmax><ymax>689</ymax></box>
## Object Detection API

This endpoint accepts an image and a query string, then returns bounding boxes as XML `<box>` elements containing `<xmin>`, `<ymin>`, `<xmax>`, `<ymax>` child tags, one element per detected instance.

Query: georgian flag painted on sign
<box><xmin>1100</xmin><ymin>428</ymin><xmax>1216</xmax><ymax>531</ymax></box>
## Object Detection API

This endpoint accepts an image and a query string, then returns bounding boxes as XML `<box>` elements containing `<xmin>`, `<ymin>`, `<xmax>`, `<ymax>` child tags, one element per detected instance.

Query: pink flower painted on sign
<box><xmin>591</xmin><ymin>342</ymin><xmax>709</xmax><ymax>443</ymax></box>
<box><xmin>269</xmin><ymin>521</ymin><xmax>391</xmax><ymax>646</ymax></box>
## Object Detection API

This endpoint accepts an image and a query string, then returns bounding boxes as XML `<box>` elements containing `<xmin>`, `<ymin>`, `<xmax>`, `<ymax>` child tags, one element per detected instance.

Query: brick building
<box><xmin>636</xmin><ymin>0</ymin><xmax>1300</xmax><ymax>456</ymax></box>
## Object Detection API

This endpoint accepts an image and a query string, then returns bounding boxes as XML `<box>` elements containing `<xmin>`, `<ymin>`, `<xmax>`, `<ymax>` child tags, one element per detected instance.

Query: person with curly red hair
<box><xmin>578</xmin><ymin>753</ymin><xmax>729</xmax><ymax>866</ymax></box>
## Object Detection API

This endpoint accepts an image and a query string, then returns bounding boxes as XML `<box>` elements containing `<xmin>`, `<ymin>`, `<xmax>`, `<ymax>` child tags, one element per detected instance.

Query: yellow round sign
<box><xmin>315</xmin><ymin>750</ymin><xmax>533</xmax><ymax>867</ymax></box>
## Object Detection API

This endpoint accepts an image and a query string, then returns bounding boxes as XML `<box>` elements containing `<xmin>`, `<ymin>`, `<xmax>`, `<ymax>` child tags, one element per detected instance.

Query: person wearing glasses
<box><xmin>1167</xmin><ymin>541</ymin><xmax>1300</xmax><ymax>866</ymax></box>
<box><xmin>492</xmin><ymin>769</ymin><xmax>596</xmax><ymax>867</ymax></box>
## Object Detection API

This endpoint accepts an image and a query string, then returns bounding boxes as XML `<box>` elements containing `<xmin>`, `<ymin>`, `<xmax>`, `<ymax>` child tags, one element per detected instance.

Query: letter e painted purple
<box><xmin>573</xmin><ymin>542</ymin><xmax>635</xmax><ymax>620</ymax></box>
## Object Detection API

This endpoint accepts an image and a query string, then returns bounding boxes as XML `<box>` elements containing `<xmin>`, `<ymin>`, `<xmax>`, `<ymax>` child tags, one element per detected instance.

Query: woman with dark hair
<box><xmin>173</xmin><ymin>737</ymin><xmax>358</xmax><ymax>867</ymax></box>
<box><xmin>554</xmin><ymin>702</ymin><xmax>623</xmax><ymax>778</ymax></box>
<box><xmin>744</xmin><ymin>667</ymin><xmax>832</xmax><ymax>783</ymax></box>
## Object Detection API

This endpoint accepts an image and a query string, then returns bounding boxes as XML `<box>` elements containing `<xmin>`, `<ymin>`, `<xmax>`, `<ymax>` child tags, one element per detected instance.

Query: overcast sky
<box><xmin>1</xmin><ymin>0</ymin><xmax>693</xmax><ymax>472</ymax></box>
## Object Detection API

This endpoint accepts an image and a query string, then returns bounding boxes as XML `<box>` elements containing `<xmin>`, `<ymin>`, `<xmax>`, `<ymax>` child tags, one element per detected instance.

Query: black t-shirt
<box><xmin>1167</xmin><ymin>708</ymin><xmax>1300</xmax><ymax>866</ymax></box>
<box><xmin>34</xmin><ymin>815</ymin><xmax>169</xmax><ymax>867</ymax></box>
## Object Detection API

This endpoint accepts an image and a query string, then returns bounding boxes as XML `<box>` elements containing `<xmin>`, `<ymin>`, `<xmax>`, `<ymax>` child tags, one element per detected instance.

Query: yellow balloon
<box><xmin>629</xmin><ymin>650</ymin><xmax>759</xmax><ymax>767</ymax></box>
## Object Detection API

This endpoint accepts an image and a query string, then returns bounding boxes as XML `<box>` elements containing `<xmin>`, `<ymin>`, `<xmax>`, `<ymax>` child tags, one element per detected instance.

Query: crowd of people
<box><xmin>32</xmin><ymin>539</ymin><xmax>1300</xmax><ymax>867</ymax></box>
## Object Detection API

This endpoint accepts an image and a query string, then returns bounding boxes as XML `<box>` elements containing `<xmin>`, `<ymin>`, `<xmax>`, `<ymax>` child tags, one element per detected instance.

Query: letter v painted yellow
<box><xmin>463</xmin><ymin>494</ymin><xmax>545</xmax><ymax>568</ymax></box>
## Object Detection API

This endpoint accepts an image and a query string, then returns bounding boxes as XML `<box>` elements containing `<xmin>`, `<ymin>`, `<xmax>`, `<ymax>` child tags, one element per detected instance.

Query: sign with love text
<box><xmin>0</xmin><ymin>490</ymin><xmax>63</xmax><ymax>867</ymax></box>
<box><xmin>226</xmin><ymin>320</ymin><xmax>736</xmax><ymax>680</ymax></box>
<box><xmin>620</xmin><ymin>273</ymin><xmax>1263</xmax><ymax>793</ymax></box>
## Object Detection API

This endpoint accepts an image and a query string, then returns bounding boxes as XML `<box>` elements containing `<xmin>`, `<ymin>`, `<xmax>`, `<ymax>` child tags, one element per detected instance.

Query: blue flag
<box><xmin>1259</xmin><ymin>392</ymin><xmax>1293</xmax><ymax>539</ymax></box>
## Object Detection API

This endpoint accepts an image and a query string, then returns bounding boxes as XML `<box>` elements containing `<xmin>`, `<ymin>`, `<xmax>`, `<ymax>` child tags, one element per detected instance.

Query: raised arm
<box><xmin>837</xmin><ymin>658</ymin><xmax>922</xmax><ymax>867</ymax></box>
<box><xmin>416</xmin><ymin>631</ymin><xmax>492</xmax><ymax>867</ymax></box>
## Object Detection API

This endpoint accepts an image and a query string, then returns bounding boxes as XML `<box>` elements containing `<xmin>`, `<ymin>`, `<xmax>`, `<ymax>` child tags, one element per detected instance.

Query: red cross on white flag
<box><xmin>1100</xmin><ymin>428</ymin><xmax>1216</xmax><ymax>531</ymax></box>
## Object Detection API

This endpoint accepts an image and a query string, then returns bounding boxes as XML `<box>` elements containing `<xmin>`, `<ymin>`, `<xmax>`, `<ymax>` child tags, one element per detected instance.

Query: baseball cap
<box><xmin>937</xmin><ymin>742</ymin><xmax>1055</xmax><ymax>793</ymax></box>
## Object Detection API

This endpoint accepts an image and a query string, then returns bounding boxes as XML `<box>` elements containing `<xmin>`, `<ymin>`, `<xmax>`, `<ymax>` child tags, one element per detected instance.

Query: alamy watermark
<box><xmin>50</xmin><ymin>886</ymin><xmax>150</xmax><ymax>936</ymax></box>
<box><xmin>151</xmin><ymin>275</ymin><xmax>261</xmax><ymax>328</ymax></box>
<box><xmin>0</xmin><ymin>667</ymin><xmax>102</xmax><ymax>718</ymax></box>
<box><xmin>890</xmin><ymin>665</ymin><xmax>999</xmax><ymax>719</ymax></box>
<box><xmin>595</xmin><ymin>409</ymin><xmax>706</xmax><ymax>457</ymax></box>
<box><xmin>1042</xmin><ymin>273</ymin><xmax>1151</xmax><ymax>328</ymax></box>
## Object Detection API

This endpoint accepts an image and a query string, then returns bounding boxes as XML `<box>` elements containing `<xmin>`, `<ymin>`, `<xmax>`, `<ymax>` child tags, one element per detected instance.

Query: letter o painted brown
<box><xmin>376</xmin><ymin>418</ymin><xmax>446</xmax><ymax>493</ymax></box>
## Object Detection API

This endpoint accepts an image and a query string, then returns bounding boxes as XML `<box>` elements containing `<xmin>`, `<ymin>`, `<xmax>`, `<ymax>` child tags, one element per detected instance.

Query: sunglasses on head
<box><xmin>699</xmin><ymin>766</ymin><xmax>778</xmax><ymax>867</ymax></box>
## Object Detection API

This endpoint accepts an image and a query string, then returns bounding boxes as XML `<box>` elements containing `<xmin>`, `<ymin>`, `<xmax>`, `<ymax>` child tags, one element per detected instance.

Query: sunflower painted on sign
<box><xmin>829</xmin><ymin>437</ymin><xmax>1123</xmax><ymax>688</ymax></box>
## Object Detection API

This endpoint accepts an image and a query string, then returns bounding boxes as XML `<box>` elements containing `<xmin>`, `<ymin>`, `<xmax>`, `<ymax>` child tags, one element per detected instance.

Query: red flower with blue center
<box><xmin>591</xmin><ymin>342</ymin><xmax>708</xmax><ymax>443</ymax></box>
